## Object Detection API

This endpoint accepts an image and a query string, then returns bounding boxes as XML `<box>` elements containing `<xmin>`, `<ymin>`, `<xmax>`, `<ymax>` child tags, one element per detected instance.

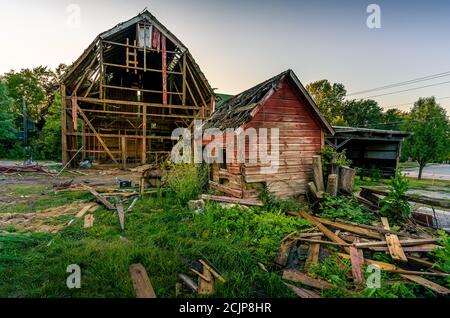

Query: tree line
<box><xmin>0</xmin><ymin>68</ymin><xmax>448</xmax><ymax>179</ymax></box>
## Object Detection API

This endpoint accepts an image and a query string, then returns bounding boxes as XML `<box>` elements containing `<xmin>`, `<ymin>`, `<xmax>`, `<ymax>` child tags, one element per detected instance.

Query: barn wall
<box><xmin>242</xmin><ymin>80</ymin><xmax>323</xmax><ymax>198</ymax></box>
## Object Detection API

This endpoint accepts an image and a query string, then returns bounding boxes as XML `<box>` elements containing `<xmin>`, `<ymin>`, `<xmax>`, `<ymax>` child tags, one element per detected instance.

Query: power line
<box><xmin>386</xmin><ymin>96</ymin><xmax>450</xmax><ymax>109</ymax></box>
<box><xmin>347</xmin><ymin>70</ymin><xmax>450</xmax><ymax>96</ymax></box>
<box><xmin>356</xmin><ymin>80</ymin><xmax>450</xmax><ymax>99</ymax></box>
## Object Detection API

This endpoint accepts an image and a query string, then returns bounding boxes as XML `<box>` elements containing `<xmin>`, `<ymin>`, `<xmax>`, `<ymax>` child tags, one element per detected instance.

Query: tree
<box><xmin>402</xmin><ymin>97</ymin><xmax>450</xmax><ymax>179</ymax></box>
<box><xmin>306</xmin><ymin>80</ymin><xmax>347</xmax><ymax>125</ymax></box>
<box><xmin>343</xmin><ymin>99</ymin><xmax>384</xmax><ymax>128</ymax></box>
<box><xmin>0</xmin><ymin>82</ymin><xmax>18</xmax><ymax>155</ymax></box>
<box><xmin>3</xmin><ymin>64</ymin><xmax>66</xmax><ymax>129</ymax></box>
<box><xmin>381</xmin><ymin>108</ymin><xmax>408</xmax><ymax>131</ymax></box>
<box><xmin>32</xmin><ymin>92</ymin><xmax>62</xmax><ymax>160</ymax></box>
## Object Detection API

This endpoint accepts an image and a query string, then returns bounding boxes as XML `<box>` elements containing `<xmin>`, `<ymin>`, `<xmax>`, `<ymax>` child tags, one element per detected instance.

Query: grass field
<box><xmin>0</xmin><ymin>175</ymin><xmax>448</xmax><ymax>298</ymax></box>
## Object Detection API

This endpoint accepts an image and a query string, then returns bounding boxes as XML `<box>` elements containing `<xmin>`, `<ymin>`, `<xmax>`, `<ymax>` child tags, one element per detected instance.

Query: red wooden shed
<box><xmin>203</xmin><ymin>70</ymin><xmax>334</xmax><ymax>199</ymax></box>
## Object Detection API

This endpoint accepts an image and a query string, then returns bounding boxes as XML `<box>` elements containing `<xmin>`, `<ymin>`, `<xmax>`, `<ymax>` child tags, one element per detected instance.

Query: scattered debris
<box><xmin>116</xmin><ymin>203</ymin><xmax>125</xmax><ymax>231</ymax></box>
<box><xmin>81</xmin><ymin>184</ymin><xmax>116</xmax><ymax>210</ymax></box>
<box><xmin>84</xmin><ymin>214</ymin><xmax>94</xmax><ymax>228</ymax></box>
<box><xmin>188</xmin><ymin>199</ymin><xmax>205</xmax><ymax>211</ymax></box>
<box><xmin>0</xmin><ymin>164</ymin><xmax>55</xmax><ymax>175</ymax></box>
<box><xmin>129</xmin><ymin>263</ymin><xmax>157</xmax><ymax>298</ymax></box>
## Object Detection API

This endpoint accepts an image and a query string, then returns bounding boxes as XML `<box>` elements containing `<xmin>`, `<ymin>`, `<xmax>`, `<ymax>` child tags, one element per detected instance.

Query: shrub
<box><xmin>319</xmin><ymin>194</ymin><xmax>374</xmax><ymax>225</ymax></box>
<box><xmin>320</xmin><ymin>145</ymin><xmax>352</xmax><ymax>168</ymax></box>
<box><xmin>433</xmin><ymin>230</ymin><xmax>450</xmax><ymax>287</ymax></box>
<box><xmin>162</xmin><ymin>162</ymin><xmax>209</xmax><ymax>203</ymax></box>
<box><xmin>380</xmin><ymin>170</ymin><xmax>410</xmax><ymax>224</ymax></box>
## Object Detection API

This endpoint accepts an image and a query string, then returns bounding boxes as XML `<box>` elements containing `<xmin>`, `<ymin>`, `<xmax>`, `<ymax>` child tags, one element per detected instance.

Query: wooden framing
<box><xmin>61</xmin><ymin>10</ymin><xmax>214</xmax><ymax>166</ymax></box>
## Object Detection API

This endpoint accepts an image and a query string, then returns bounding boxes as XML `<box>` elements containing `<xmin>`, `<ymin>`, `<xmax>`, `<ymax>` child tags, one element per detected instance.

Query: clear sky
<box><xmin>1</xmin><ymin>0</ymin><xmax>449</xmax><ymax>113</ymax></box>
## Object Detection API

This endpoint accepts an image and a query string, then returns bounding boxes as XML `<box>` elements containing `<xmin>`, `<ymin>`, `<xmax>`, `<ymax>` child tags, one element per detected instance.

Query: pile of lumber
<box><xmin>276</xmin><ymin>210</ymin><xmax>449</xmax><ymax>297</ymax></box>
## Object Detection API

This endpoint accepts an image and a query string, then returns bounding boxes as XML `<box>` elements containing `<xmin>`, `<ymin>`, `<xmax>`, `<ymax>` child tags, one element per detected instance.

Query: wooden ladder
<box><xmin>126</xmin><ymin>38</ymin><xmax>138</xmax><ymax>74</ymax></box>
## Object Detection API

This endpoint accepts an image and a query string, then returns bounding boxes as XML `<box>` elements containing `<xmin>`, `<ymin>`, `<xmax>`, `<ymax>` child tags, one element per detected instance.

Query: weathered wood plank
<box><xmin>400</xmin><ymin>274</ymin><xmax>450</xmax><ymax>295</ymax></box>
<box><xmin>282</xmin><ymin>269</ymin><xmax>333</xmax><ymax>290</ymax></box>
<box><xmin>381</xmin><ymin>217</ymin><xmax>408</xmax><ymax>262</ymax></box>
<box><xmin>129</xmin><ymin>263</ymin><xmax>157</xmax><ymax>298</ymax></box>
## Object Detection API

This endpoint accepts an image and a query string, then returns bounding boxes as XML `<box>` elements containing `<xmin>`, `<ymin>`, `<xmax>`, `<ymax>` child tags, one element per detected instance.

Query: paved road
<box><xmin>404</xmin><ymin>164</ymin><xmax>450</xmax><ymax>181</ymax></box>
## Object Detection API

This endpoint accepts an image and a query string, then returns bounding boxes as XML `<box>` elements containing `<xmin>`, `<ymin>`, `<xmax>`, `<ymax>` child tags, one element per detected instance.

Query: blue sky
<box><xmin>0</xmin><ymin>0</ymin><xmax>449</xmax><ymax>113</ymax></box>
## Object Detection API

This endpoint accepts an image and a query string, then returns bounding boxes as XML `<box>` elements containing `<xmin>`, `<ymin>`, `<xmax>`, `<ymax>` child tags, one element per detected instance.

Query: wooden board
<box><xmin>117</xmin><ymin>203</ymin><xmax>125</xmax><ymax>231</ymax></box>
<box><xmin>282</xmin><ymin>269</ymin><xmax>333</xmax><ymax>290</ymax></box>
<box><xmin>75</xmin><ymin>203</ymin><xmax>95</xmax><ymax>218</ymax></box>
<box><xmin>81</xmin><ymin>184</ymin><xmax>115</xmax><ymax>210</ymax></box>
<box><xmin>84</xmin><ymin>214</ymin><xmax>94</xmax><ymax>228</ymax></box>
<box><xmin>129</xmin><ymin>263</ymin><xmax>157</xmax><ymax>298</ymax></box>
<box><xmin>305</xmin><ymin>236</ymin><xmax>321</xmax><ymax>268</ymax></box>
<box><xmin>198</xmin><ymin>268</ymin><xmax>214</xmax><ymax>295</ymax></box>
<box><xmin>349</xmin><ymin>239</ymin><xmax>364</xmax><ymax>283</ymax></box>
<box><xmin>381</xmin><ymin>217</ymin><xmax>407</xmax><ymax>262</ymax></box>
<box><xmin>297</xmin><ymin>211</ymin><xmax>350</xmax><ymax>253</ymax></box>
<box><xmin>283</xmin><ymin>282</ymin><xmax>320</xmax><ymax>298</ymax></box>
<box><xmin>274</xmin><ymin>240</ymin><xmax>294</xmax><ymax>267</ymax></box>
<box><xmin>400</xmin><ymin>274</ymin><xmax>450</xmax><ymax>295</ymax></box>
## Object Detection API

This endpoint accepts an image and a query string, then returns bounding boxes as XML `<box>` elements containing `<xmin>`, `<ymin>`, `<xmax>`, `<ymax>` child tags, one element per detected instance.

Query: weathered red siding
<box><xmin>242</xmin><ymin>79</ymin><xmax>323</xmax><ymax>198</ymax></box>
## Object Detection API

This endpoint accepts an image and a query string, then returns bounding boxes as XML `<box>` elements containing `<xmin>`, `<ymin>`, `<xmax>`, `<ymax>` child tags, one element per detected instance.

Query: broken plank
<box><xmin>84</xmin><ymin>214</ymin><xmax>94</xmax><ymax>228</ymax></box>
<box><xmin>349</xmin><ymin>239</ymin><xmax>364</xmax><ymax>283</ymax></box>
<box><xmin>75</xmin><ymin>203</ymin><xmax>95</xmax><ymax>218</ymax></box>
<box><xmin>200</xmin><ymin>194</ymin><xmax>263</xmax><ymax>206</ymax></box>
<box><xmin>117</xmin><ymin>203</ymin><xmax>125</xmax><ymax>231</ymax></box>
<box><xmin>400</xmin><ymin>274</ymin><xmax>450</xmax><ymax>295</ymax></box>
<box><xmin>274</xmin><ymin>239</ymin><xmax>295</xmax><ymax>267</ymax></box>
<box><xmin>305</xmin><ymin>236</ymin><xmax>321</xmax><ymax>268</ymax></box>
<box><xmin>381</xmin><ymin>217</ymin><xmax>407</xmax><ymax>262</ymax></box>
<box><xmin>199</xmin><ymin>259</ymin><xmax>226</xmax><ymax>284</ymax></box>
<box><xmin>296</xmin><ymin>211</ymin><xmax>350</xmax><ymax>253</ymax></box>
<box><xmin>81</xmin><ymin>184</ymin><xmax>115</xmax><ymax>210</ymax></box>
<box><xmin>198</xmin><ymin>268</ymin><xmax>214</xmax><ymax>295</ymax></box>
<box><xmin>129</xmin><ymin>263</ymin><xmax>157</xmax><ymax>298</ymax></box>
<box><xmin>355</xmin><ymin>238</ymin><xmax>437</xmax><ymax>248</ymax></box>
<box><xmin>282</xmin><ymin>269</ymin><xmax>333</xmax><ymax>290</ymax></box>
<box><xmin>283</xmin><ymin>282</ymin><xmax>320</xmax><ymax>298</ymax></box>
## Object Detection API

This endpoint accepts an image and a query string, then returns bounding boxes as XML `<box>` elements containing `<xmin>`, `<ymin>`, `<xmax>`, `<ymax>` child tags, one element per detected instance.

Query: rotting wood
<box><xmin>200</xmin><ymin>194</ymin><xmax>263</xmax><ymax>206</ymax></box>
<box><xmin>274</xmin><ymin>239</ymin><xmax>295</xmax><ymax>267</ymax></box>
<box><xmin>198</xmin><ymin>268</ymin><xmax>214</xmax><ymax>295</ymax></box>
<box><xmin>305</xmin><ymin>236</ymin><xmax>321</xmax><ymax>268</ymax></box>
<box><xmin>282</xmin><ymin>269</ymin><xmax>333</xmax><ymax>290</ymax></box>
<box><xmin>312</xmin><ymin>156</ymin><xmax>324</xmax><ymax>192</ymax></box>
<box><xmin>381</xmin><ymin>217</ymin><xmax>408</xmax><ymax>262</ymax></box>
<box><xmin>349</xmin><ymin>239</ymin><xmax>364</xmax><ymax>283</ymax></box>
<box><xmin>296</xmin><ymin>211</ymin><xmax>350</xmax><ymax>253</ymax></box>
<box><xmin>129</xmin><ymin>263</ymin><xmax>157</xmax><ymax>298</ymax></box>
<box><xmin>326</xmin><ymin>174</ymin><xmax>338</xmax><ymax>196</ymax></box>
<box><xmin>283</xmin><ymin>282</ymin><xmax>320</xmax><ymax>298</ymax></box>
<box><xmin>400</xmin><ymin>274</ymin><xmax>450</xmax><ymax>295</ymax></box>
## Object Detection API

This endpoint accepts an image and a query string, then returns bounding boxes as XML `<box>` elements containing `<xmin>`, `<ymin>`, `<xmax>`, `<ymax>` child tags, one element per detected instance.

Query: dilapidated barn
<box><xmin>61</xmin><ymin>10</ymin><xmax>214</xmax><ymax>166</ymax></box>
<box><xmin>203</xmin><ymin>70</ymin><xmax>334</xmax><ymax>199</ymax></box>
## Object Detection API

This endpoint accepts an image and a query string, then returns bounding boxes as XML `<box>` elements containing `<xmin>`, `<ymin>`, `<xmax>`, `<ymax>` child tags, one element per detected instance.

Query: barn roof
<box><xmin>61</xmin><ymin>10</ymin><xmax>213</xmax><ymax>97</ymax></box>
<box><xmin>203</xmin><ymin>70</ymin><xmax>334</xmax><ymax>134</ymax></box>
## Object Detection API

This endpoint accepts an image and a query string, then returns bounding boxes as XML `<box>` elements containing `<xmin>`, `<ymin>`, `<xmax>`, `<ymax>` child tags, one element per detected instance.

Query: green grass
<box><xmin>0</xmin><ymin>193</ymin><xmax>312</xmax><ymax>298</ymax></box>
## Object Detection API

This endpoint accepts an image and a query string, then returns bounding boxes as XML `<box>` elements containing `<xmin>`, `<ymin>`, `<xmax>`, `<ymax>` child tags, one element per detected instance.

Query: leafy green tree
<box><xmin>380</xmin><ymin>108</ymin><xmax>407</xmax><ymax>131</ymax></box>
<box><xmin>32</xmin><ymin>92</ymin><xmax>62</xmax><ymax>160</ymax></box>
<box><xmin>0</xmin><ymin>82</ymin><xmax>17</xmax><ymax>154</ymax></box>
<box><xmin>3</xmin><ymin>64</ymin><xmax>66</xmax><ymax>128</ymax></box>
<box><xmin>306</xmin><ymin>80</ymin><xmax>347</xmax><ymax>125</ymax></box>
<box><xmin>343</xmin><ymin>99</ymin><xmax>384</xmax><ymax>128</ymax></box>
<box><xmin>402</xmin><ymin>97</ymin><xmax>450</xmax><ymax>179</ymax></box>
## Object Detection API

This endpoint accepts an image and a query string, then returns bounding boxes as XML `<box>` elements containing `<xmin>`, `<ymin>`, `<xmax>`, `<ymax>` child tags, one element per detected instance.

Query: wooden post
<box><xmin>61</xmin><ymin>84</ymin><xmax>68</xmax><ymax>165</ymax></box>
<box><xmin>121</xmin><ymin>136</ymin><xmax>127</xmax><ymax>169</ymax></box>
<box><xmin>182</xmin><ymin>53</ymin><xmax>187</xmax><ymax>106</ymax></box>
<box><xmin>338</xmin><ymin>166</ymin><xmax>356</xmax><ymax>195</ymax></box>
<box><xmin>326</xmin><ymin>174</ymin><xmax>338</xmax><ymax>196</ymax></box>
<box><xmin>141</xmin><ymin>104</ymin><xmax>147</xmax><ymax>164</ymax></box>
<box><xmin>81</xmin><ymin>122</ymin><xmax>86</xmax><ymax>160</ymax></box>
<box><xmin>312</xmin><ymin>155</ymin><xmax>325</xmax><ymax>192</ymax></box>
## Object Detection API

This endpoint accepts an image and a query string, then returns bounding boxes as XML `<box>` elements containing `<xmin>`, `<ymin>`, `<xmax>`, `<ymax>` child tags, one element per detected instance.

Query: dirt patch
<box><xmin>0</xmin><ymin>201</ymin><xmax>90</xmax><ymax>233</ymax></box>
